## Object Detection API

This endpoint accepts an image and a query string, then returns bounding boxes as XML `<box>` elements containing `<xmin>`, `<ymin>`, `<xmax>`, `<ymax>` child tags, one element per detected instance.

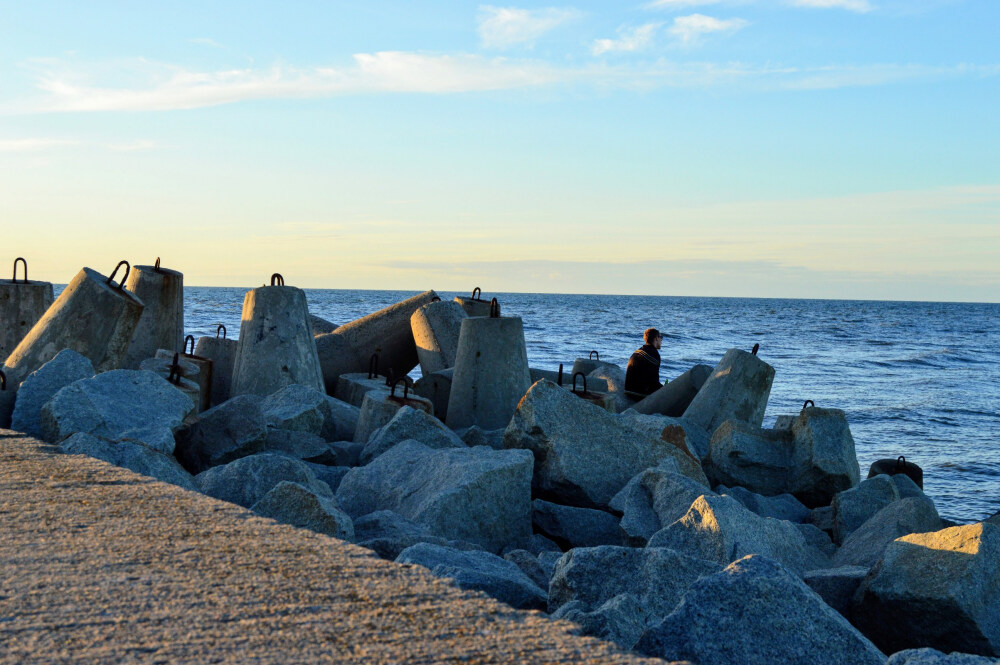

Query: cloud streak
<box><xmin>667</xmin><ymin>14</ymin><xmax>749</xmax><ymax>44</ymax></box>
<box><xmin>592</xmin><ymin>23</ymin><xmax>662</xmax><ymax>55</ymax></box>
<box><xmin>477</xmin><ymin>5</ymin><xmax>581</xmax><ymax>48</ymax></box>
<box><xmin>647</xmin><ymin>0</ymin><xmax>874</xmax><ymax>11</ymax></box>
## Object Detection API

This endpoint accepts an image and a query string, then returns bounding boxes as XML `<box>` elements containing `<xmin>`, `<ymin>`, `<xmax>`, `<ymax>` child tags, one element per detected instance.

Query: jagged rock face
<box><xmin>531</xmin><ymin>499</ymin><xmax>623</xmax><ymax>549</ymax></box>
<box><xmin>635</xmin><ymin>555</ymin><xmax>885</xmax><ymax>665</ymax></box>
<box><xmin>336</xmin><ymin>440</ymin><xmax>533</xmax><ymax>553</ymax></box>
<box><xmin>886</xmin><ymin>648</ymin><xmax>1000</xmax><ymax>664</ymax></box>
<box><xmin>682</xmin><ymin>348</ymin><xmax>775</xmax><ymax>436</ymax></box>
<box><xmin>11</xmin><ymin>349</ymin><xmax>94</xmax><ymax>439</ymax></box>
<box><xmin>832</xmin><ymin>474</ymin><xmax>901</xmax><ymax>544</ymax></box>
<box><xmin>260</xmin><ymin>383</ymin><xmax>359</xmax><ymax>442</ymax></box>
<box><xmin>704</xmin><ymin>420</ymin><xmax>793</xmax><ymax>496</ymax></box>
<box><xmin>195</xmin><ymin>452</ymin><xmax>332</xmax><ymax>509</ymax></box>
<box><xmin>250</xmin><ymin>481</ymin><xmax>354</xmax><ymax>540</ymax></box>
<box><xmin>716</xmin><ymin>485</ymin><xmax>811</xmax><ymax>523</ymax></box>
<box><xmin>60</xmin><ymin>432</ymin><xmax>196</xmax><ymax>490</ymax></box>
<box><xmin>360</xmin><ymin>405</ymin><xmax>465</xmax><ymax>465</ymax></box>
<box><xmin>647</xmin><ymin>494</ymin><xmax>831</xmax><ymax>576</ymax></box>
<box><xmin>853</xmin><ymin>523</ymin><xmax>1000</xmax><ymax>657</ymax></box>
<box><xmin>41</xmin><ymin>370</ymin><xmax>193</xmax><ymax>455</ymax></box>
<box><xmin>174</xmin><ymin>395</ymin><xmax>269</xmax><ymax>473</ymax></box>
<box><xmin>502</xmin><ymin>380</ymin><xmax>708</xmax><ymax>510</ymax></box>
<box><xmin>551</xmin><ymin>594</ymin><xmax>649</xmax><ymax>651</ymax></box>
<box><xmin>396</xmin><ymin>543</ymin><xmax>546</xmax><ymax>611</ymax></box>
<box><xmin>833</xmin><ymin>496</ymin><xmax>942</xmax><ymax>568</ymax></box>
<box><xmin>803</xmin><ymin>565</ymin><xmax>869</xmax><ymax>619</ymax></box>
<box><xmin>610</xmin><ymin>467</ymin><xmax>712</xmax><ymax>546</ymax></box>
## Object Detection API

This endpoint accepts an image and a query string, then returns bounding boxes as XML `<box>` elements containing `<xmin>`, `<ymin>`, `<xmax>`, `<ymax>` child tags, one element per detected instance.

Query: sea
<box><xmin>180</xmin><ymin>287</ymin><xmax>999</xmax><ymax>523</ymax></box>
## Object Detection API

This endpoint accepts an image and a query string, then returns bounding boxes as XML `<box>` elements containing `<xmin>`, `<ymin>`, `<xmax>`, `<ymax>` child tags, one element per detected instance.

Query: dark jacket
<box><xmin>625</xmin><ymin>344</ymin><xmax>663</xmax><ymax>396</ymax></box>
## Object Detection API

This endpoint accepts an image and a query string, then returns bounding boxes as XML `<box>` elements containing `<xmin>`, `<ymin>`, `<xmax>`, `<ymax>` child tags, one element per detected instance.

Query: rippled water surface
<box><xmin>184</xmin><ymin>287</ymin><xmax>999</xmax><ymax>523</ymax></box>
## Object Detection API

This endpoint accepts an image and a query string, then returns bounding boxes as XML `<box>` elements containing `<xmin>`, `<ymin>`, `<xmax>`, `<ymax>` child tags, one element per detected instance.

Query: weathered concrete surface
<box><xmin>0</xmin><ymin>274</ymin><xmax>53</xmax><ymax>363</ymax></box>
<box><xmin>121</xmin><ymin>264</ymin><xmax>184</xmax><ymax>370</ymax></box>
<box><xmin>0</xmin><ymin>431</ymin><xmax>660</xmax><ymax>665</ymax></box>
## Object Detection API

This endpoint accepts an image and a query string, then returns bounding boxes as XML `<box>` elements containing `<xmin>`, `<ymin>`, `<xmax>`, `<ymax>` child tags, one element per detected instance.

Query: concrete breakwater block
<box><xmin>632</xmin><ymin>364</ymin><xmax>712</xmax><ymax>418</ymax></box>
<box><xmin>413</xmin><ymin>368</ymin><xmax>454</xmax><ymax>422</ymax></box>
<box><xmin>315</xmin><ymin>290</ymin><xmax>438</xmax><ymax>393</ymax></box>
<box><xmin>121</xmin><ymin>262</ymin><xmax>184</xmax><ymax>370</ymax></box>
<box><xmin>454</xmin><ymin>288</ymin><xmax>497</xmax><ymax>317</ymax></box>
<box><xmin>334</xmin><ymin>372</ymin><xmax>390</xmax><ymax>408</ymax></box>
<box><xmin>410</xmin><ymin>299</ymin><xmax>466</xmax><ymax>376</ymax></box>
<box><xmin>0</xmin><ymin>258</ymin><xmax>54</xmax><ymax>363</ymax></box>
<box><xmin>194</xmin><ymin>328</ymin><xmax>236</xmax><ymax>407</ymax></box>
<box><xmin>446</xmin><ymin>315</ymin><xmax>532</xmax><ymax>430</ymax></box>
<box><xmin>682</xmin><ymin>348</ymin><xmax>775</xmax><ymax>440</ymax></box>
<box><xmin>4</xmin><ymin>263</ymin><xmax>144</xmax><ymax>385</ymax></box>
<box><xmin>230</xmin><ymin>278</ymin><xmax>325</xmax><ymax>397</ymax></box>
<box><xmin>156</xmin><ymin>344</ymin><xmax>212</xmax><ymax>412</ymax></box>
<box><xmin>141</xmin><ymin>352</ymin><xmax>202</xmax><ymax>410</ymax></box>
<box><xmin>354</xmin><ymin>384</ymin><xmax>433</xmax><ymax>443</ymax></box>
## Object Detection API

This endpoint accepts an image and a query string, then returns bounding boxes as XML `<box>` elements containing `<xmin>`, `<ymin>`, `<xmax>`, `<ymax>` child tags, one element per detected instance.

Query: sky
<box><xmin>1</xmin><ymin>0</ymin><xmax>998</xmax><ymax>301</ymax></box>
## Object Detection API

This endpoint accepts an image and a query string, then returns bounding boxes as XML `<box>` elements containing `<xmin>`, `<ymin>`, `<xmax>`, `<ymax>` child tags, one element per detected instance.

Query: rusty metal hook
<box><xmin>107</xmin><ymin>261</ymin><xmax>130</xmax><ymax>290</ymax></box>
<box><xmin>270</xmin><ymin>273</ymin><xmax>284</xmax><ymax>286</ymax></box>
<box><xmin>431</xmin><ymin>295</ymin><xmax>441</xmax><ymax>302</ymax></box>
<box><xmin>167</xmin><ymin>353</ymin><xmax>182</xmax><ymax>385</ymax></box>
<box><xmin>390</xmin><ymin>377</ymin><xmax>412</xmax><ymax>400</ymax></box>
<box><xmin>368</xmin><ymin>353</ymin><xmax>380</xmax><ymax>380</ymax></box>
<box><xmin>896</xmin><ymin>456</ymin><xmax>907</xmax><ymax>472</ymax></box>
<box><xmin>589</xmin><ymin>350</ymin><xmax>599</xmax><ymax>361</ymax></box>
<box><xmin>471</xmin><ymin>287</ymin><xmax>482</xmax><ymax>301</ymax></box>
<box><xmin>557</xmin><ymin>363</ymin><xmax>564</xmax><ymax>386</ymax></box>
<box><xmin>216</xmin><ymin>324</ymin><xmax>226</xmax><ymax>339</ymax></box>
<box><xmin>154</xmin><ymin>257</ymin><xmax>161</xmax><ymax>272</ymax></box>
<box><xmin>384</xmin><ymin>367</ymin><xmax>395</xmax><ymax>387</ymax></box>
<box><xmin>489</xmin><ymin>297</ymin><xmax>500</xmax><ymax>318</ymax></box>
<box><xmin>572</xmin><ymin>371</ymin><xmax>587</xmax><ymax>396</ymax></box>
<box><xmin>12</xmin><ymin>258</ymin><xmax>28</xmax><ymax>284</ymax></box>
<box><xmin>802</xmin><ymin>400</ymin><xmax>815</xmax><ymax>410</ymax></box>
<box><xmin>0</xmin><ymin>369</ymin><xmax>6</xmax><ymax>391</ymax></box>
<box><xmin>752</xmin><ymin>343</ymin><xmax>760</xmax><ymax>356</ymax></box>
<box><xmin>184</xmin><ymin>335</ymin><xmax>195</xmax><ymax>355</ymax></box>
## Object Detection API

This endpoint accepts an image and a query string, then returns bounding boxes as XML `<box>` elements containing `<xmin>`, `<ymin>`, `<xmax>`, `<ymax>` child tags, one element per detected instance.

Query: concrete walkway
<box><xmin>0</xmin><ymin>431</ymin><xmax>661</xmax><ymax>664</ymax></box>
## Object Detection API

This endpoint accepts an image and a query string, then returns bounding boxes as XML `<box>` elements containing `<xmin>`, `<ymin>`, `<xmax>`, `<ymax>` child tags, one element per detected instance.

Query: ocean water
<box><xmin>183</xmin><ymin>287</ymin><xmax>1000</xmax><ymax>523</ymax></box>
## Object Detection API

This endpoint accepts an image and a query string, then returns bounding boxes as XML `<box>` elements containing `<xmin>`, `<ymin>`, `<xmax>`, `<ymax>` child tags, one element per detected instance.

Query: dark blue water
<box><xmin>185</xmin><ymin>288</ymin><xmax>1000</xmax><ymax>523</ymax></box>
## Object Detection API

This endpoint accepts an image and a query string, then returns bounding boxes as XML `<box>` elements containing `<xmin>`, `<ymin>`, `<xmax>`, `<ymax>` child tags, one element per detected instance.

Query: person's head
<box><xmin>644</xmin><ymin>328</ymin><xmax>662</xmax><ymax>349</ymax></box>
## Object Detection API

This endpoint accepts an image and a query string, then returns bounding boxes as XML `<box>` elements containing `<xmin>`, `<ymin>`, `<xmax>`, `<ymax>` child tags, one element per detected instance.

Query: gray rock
<box><xmin>360</xmin><ymin>405</ymin><xmax>464</xmax><ymax>465</ymax></box>
<box><xmin>261</xmin><ymin>383</ymin><xmax>328</xmax><ymax>435</ymax></box>
<box><xmin>716</xmin><ymin>484</ymin><xmax>811</xmax><ymax>523</ymax></box>
<box><xmin>887</xmin><ymin>649</ymin><xmax>1000</xmax><ymax>664</ymax></box>
<box><xmin>320</xmin><ymin>395</ymin><xmax>360</xmax><ymax>442</ymax></box>
<box><xmin>60</xmin><ymin>432</ymin><xmax>196</xmax><ymax>490</ymax></box>
<box><xmin>987</xmin><ymin>510</ymin><xmax>999</xmax><ymax>526</ymax></box>
<box><xmin>354</xmin><ymin>389</ymin><xmax>433</xmax><ymax>444</ymax></box>
<box><xmin>336</xmin><ymin>440</ymin><xmax>533</xmax><ymax>553</ymax></box>
<box><xmin>326</xmin><ymin>440</ymin><xmax>363</xmax><ymax>467</ymax></box>
<box><xmin>796</xmin><ymin>522</ymin><xmax>838</xmax><ymax>558</ymax></box>
<box><xmin>457</xmin><ymin>425</ymin><xmax>505</xmax><ymax>450</ymax></box>
<box><xmin>502</xmin><ymin>380</ymin><xmax>707</xmax><ymax>509</ymax></box>
<box><xmin>832</xmin><ymin>474</ymin><xmax>901</xmax><ymax>544</ymax></box>
<box><xmin>834</xmin><ymin>496</ymin><xmax>942</xmax><ymax>568</ymax></box>
<box><xmin>250</xmin><ymin>481</ymin><xmax>353</xmax><ymax>540</ymax></box>
<box><xmin>303</xmin><ymin>463</ymin><xmax>351</xmax><ymax>494</ymax></box>
<box><xmin>681</xmin><ymin>348</ymin><xmax>775</xmax><ymax>437</ymax></box>
<box><xmin>174</xmin><ymin>395</ymin><xmax>268</xmax><ymax>473</ymax></box>
<box><xmin>11</xmin><ymin>349</ymin><xmax>94</xmax><ymax>438</ymax></box>
<box><xmin>812</xmin><ymin>504</ymin><xmax>835</xmax><ymax>533</ymax></box>
<box><xmin>854</xmin><ymin>523</ymin><xmax>1000</xmax><ymax>657</ymax></box>
<box><xmin>635</xmin><ymin>555</ymin><xmax>885</xmax><ymax>665</ymax></box>
<box><xmin>396</xmin><ymin>543</ymin><xmax>545</xmax><ymax>610</ymax></box>
<box><xmin>787</xmin><ymin>406</ymin><xmax>861</xmax><ymax>507</ymax></box>
<box><xmin>41</xmin><ymin>370</ymin><xmax>193</xmax><ymax>455</ymax></box>
<box><xmin>893</xmin><ymin>473</ymin><xmax>928</xmax><ymax>500</ymax></box>
<box><xmin>615</xmin><ymin>410</ymin><xmax>701</xmax><ymax>460</ymax></box>
<box><xmin>610</xmin><ymin>468</ymin><xmax>711</xmax><ymax>546</ymax></box>
<box><xmin>263</xmin><ymin>428</ymin><xmax>332</xmax><ymax>461</ymax></box>
<box><xmin>532</xmin><ymin>499</ymin><xmax>622</xmax><ymax>549</ymax></box>
<box><xmin>352</xmin><ymin>510</ymin><xmax>451</xmax><ymax>559</ymax></box>
<box><xmin>502</xmin><ymin>549</ymin><xmax>552</xmax><ymax>590</ymax></box>
<box><xmin>552</xmin><ymin>594</ymin><xmax>648</xmax><ymax>650</ymax></box>
<box><xmin>195</xmin><ymin>452</ymin><xmax>332</xmax><ymax>508</ymax></box>
<box><xmin>647</xmin><ymin>494</ymin><xmax>831</xmax><ymax>575</ymax></box>
<box><xmin>501</xmin><ymin>534</ymin><xmax>563</xmax><ymax>556</ymax></box>
<box><xmin>704</xmin><ymin>419</ymin><xmax>793</xmax><ymax>496</ymax></box>
<box><xmin>548</xmin><ymin>546</ymin><xmax>721</xmax><ymax>624</ymax></box>
<box><xmin>588</xmin><ymin>365</ymin><xmax>629</xmax><ymax>413</ymax></box>
<box><xmin>803</xmin><ymin>565</ymin><xmax>869</xmax><ymax>619</ymax></box>
<box><xmin>308</xmin><ymin>313</ymin><xmax>338</xmax><ymax>336</ymax></box>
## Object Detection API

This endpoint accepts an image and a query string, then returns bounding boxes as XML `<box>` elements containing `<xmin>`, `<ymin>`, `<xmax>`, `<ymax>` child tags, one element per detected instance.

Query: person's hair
<box><xmin>644</xmin><ymin>328</ymin><xmax>661</xmax><ymax>343</ymax></box>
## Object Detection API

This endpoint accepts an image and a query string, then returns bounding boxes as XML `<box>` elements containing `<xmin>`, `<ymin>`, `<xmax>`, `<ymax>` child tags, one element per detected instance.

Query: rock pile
<box><xmin>2</xmin><ymin>269</ymin><xmax>996</xmax><ymax>663</ymax></box>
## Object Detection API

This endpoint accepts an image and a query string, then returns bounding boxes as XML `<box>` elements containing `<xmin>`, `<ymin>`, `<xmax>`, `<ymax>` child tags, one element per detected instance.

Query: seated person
<box><xmin>625</xmin><ymin>328</ymin><xmax>663</xmax><ymax>396</ymax></box>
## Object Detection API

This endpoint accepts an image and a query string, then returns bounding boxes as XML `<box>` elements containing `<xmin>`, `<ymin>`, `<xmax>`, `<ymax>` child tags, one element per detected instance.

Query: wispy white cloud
<box><xmin>646</xmin><ymin>0</ymin><xmax>724</xmax><ymax>8</ymax></box>
<box><xmin>647</xmin><ymin>0</ymin><xmax>874</xmax><ymax>11</ymax></box>
<box><xmin>667</xmin><ymin>14</ymin><xmax>749</xmax><ymax>44</ymax></box>
<box><xmin>8</xmin><ymin>55</ymin><xmax>998</xmax><ymax>114</ymax></box>
<box><xmin>592</xmin><ymin>23</ymin><xmax>662</xmax><ymax>55</ymax></box>
<box><xmin>477</xmin><ymin>5</ymin><xmax>581</xmax><ymax>49</ymax></box>
<box><xmin>789</xmin><ymin>0</ymin><xmax>873</xmax><ymax>11</ymax></box>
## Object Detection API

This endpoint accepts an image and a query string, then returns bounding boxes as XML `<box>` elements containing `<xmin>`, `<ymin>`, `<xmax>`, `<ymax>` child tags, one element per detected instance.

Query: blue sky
<box><xmin>1</xmin><ymin>1</ymin><xmax>997</xmax><ymax>301</ymax></box>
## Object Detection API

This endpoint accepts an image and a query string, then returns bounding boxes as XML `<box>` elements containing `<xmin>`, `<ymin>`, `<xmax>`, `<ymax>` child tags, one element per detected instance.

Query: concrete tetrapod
<box><xmin>120</xmin><ymin>262</ymin><xmax>184</xmax><ymax>370</ymax></box>
<box><xmin>0</xmin><ymin>258</ymin><xmax>54</xmax><ymax>364</ymax></box>
<box><xmin>454</xmin><ymin>288</ymin><xmax>497</xmax><ymax>317</ymax></box>
<box><xmin>194</xmin><ymin>325</ymin><xmax>237</xmax><ymax>407</ymax></box>
<box><xmin>632</xmin><ymin>364</ymin><xmax>713</xmax><ymax>417</ymax></box>
<box><xmin>230</xmin><ymin>276</ymin><xmax>324</xmax><ymax>398</ymax></box>
<box><xmin>315</xmin><ymin>290</ymin><xmax>438</xmax><ymax>394</ymax></box>
<box><xmin>446</xmin><ymin>314</ymin><xmax>531</xmax><ymax>430</ymax></box>
<box><xmin>413</xmin><ymin>368</ymin><xmax>454</xmax><ymax>422</ymax></box>
<box><xmin>3</xmin><ymin>263</ymin><xmax>144</xmax><ymax>385</ymax></box>
<box><xmin>157</xmin><ymin>341</ymin><xmax>213</xmax><ymax>412</ymax></box>
<box><xmin>682</xmin><ymin>347</ymin><xmax>775</xmax><ymax>439</ymax></box>
<box><xmin>410</xmin><ymin>299</ymin><xmax>466</xmax><ymax>376</ymax></box>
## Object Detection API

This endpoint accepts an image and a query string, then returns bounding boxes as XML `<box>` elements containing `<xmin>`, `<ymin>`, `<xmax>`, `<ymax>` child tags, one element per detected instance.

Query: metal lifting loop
<box><xmin>107</xmin><ymin>261</ymin><xmax>130</xmax><ymax>290</ymax></box>
<box><xmin>471</xmin><ymin>287</ymin><xmax>482</xmax><ymax>301</ymax></box>
<box><xmin>12</xmin><ymin>258</ymin><xmax>28</xmax><ymax>284</ymax></box>
<box><xmin>384</xmin><ymin>368</ymin><xmax>395</xmax><ymax>388</ymax></box>
<box><xmin>270</xmin><ymin>273</ymin><xmax>284</xmax><ymax>286</ymax></box>
<box><xmin>431</xmin><ymin>296</ymin><xmax>441</xmax><ymax>302</ymax></box>
<box><xmin>803</xmin><ymin>400</ymin><xmax>815</xmax><ymax>410</ymax></box>
<box><xmin>489</xmin><ymin>297</ymin><xmax>500</xmax><ymax>318</ymax></box>
<box><xmin>896</xmin><ymin>456</ymin><xmax>906</xmax><ymax>471</ymax></box>
<box><xmin>572</xmin><ymin>371</ymin><xmax>587</xmax><ymax>395</ymax></box>
<box><xmin>589</xmin><ymin>350</ymin><xmax>599</xmax><ymax>361</ymax></box>
<box><xmin>390</xmin><ymin>377</ymin><xmax>411</xmax><ymax>400</ymax></box>
<box><xmin>216</xmin><ymin>324</ymin><xmax>226</xmax><ymax>339</ymax></box>
<box><xmin>751</xmin><ymin>343</ymin><xmax>760</xmax><ymax>356</ymax></box>
<box><xmin>154</xmin><ymin>257</ymin><xmax>161</xmax><ymax>272</ymax></box>
<box><xmin>368</xmin><ymin>353</ymin><xmax>380</xmax><ymax>380</ymax></box>
<box><xmin>184</xmin><ymin>335</ymin><xmax>195</xmax><ymax>355</ymax></box>
<box><xmin>167</xmin><ymin>353</ymin><xmax>182</xmax><ymax>385</ymax></box>
<box><xmin>0</xmin><ymin>369</ymin><xmax>6</xmax><ymax>391</ymax></box>
<box><xmin>557</xmin><ymin>363</ymin><xmax>564</xmax><ymax>386</ymax></box>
